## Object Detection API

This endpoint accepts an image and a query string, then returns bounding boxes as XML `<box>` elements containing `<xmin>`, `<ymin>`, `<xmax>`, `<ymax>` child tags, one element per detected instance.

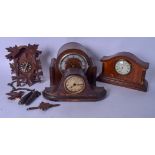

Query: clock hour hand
<box><xmin>24</xmin><ymin>63</ymin><xmax>29</xmax><ymax>72</ymax></box>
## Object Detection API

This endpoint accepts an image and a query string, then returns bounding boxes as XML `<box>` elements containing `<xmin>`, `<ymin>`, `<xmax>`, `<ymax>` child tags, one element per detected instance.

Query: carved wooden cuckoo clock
<box><xmin>43</xmin><ymin>42</ymin><xmax>106</xmax><ymax>101</ymax></box>
<box><xmin>97</xmin><ymin>52</ymin><xmax>149</xmax><ymax>92</ymax></box>
<box><xmin>6</xmin><ymin>44</ymin><xmax>43</xmax><ymax>86</ymax></box>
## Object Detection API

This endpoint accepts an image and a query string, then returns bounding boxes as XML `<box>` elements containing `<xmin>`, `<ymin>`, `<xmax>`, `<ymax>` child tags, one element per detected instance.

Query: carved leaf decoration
<box><xmin>6</xmin><ymin>45</ymin><xmax>19</xmax><ymax>60</ymax></box>
<box><xmin>38</xmin><ymin>71</ymin><xmax>43</xmax><ymax>75</ymax></box>
<box><xmin>6</xmin><ymin>91</ymin><xmax>24</xmax><ymax>100</ymax></box>
<box><xmin>10</xmin><ymin>63</ymin><xmax>15</xmax><ymax>73</ymax></box>
<box><xmin>6</xmin><ymin>44</ymin><xmax>43</xmax><ymax>86</ymax></box>
<box><xmin>28</xmin><ymin>44</ymin><xmax>38</xmax><ymax>51</ymax></box>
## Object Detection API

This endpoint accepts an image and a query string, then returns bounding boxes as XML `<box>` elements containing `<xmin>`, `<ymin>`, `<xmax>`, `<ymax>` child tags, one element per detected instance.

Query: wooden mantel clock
<box><xmin>97</xmin><ymin>52</ymin><xmax>149</xmax><ymax>92</ymax></box>
<box><xmin>43</xmin><ymin>42</ymin><xmax>106</xmax><ymax>101</ymax></box>
<box><xmin>6</xmin><ymin>44</ymin><xmax>43</xmax><ymax>86</ymax></box>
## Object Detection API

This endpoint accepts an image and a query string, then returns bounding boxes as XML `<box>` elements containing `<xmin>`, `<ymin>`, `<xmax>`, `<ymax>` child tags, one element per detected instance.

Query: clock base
<box><xmin>42</xmin><ymin>86</ymin><xmax>107</xmax><ymax>102</ymax></box>
<box><xmin>97</xmin><ymin>76</ymin><xmax>148</xmax><ymax>92</ymax></box>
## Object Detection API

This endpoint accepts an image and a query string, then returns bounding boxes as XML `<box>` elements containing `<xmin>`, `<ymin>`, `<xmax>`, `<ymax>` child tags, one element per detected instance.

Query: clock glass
<box><xmin>115</xmin><ymin>60</ymin><xmax>131</xmax><ymax>75</ymax></box>
<box><xmin>64</xmin><ymin>75</ymin><xmax>85</xmax><ymax>94</ymax></box>
<box><xmin>19</xmin><ymin>62</ymin><xmax>32</xmax><ymax>73</ymax></box>
<box><xmin>59</xmin><ymin>54</ymin><xmax>89</xmax><ymax>72</ymax></box>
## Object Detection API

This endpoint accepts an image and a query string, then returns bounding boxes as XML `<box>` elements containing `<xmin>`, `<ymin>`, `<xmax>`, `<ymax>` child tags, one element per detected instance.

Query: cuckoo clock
<box><xmin>6</xmin><ymin>44</ymin><xmax>43</xmax><ymax>86</ymax></box>
<box><xmin>97</xmin><ymin>52</ymin><xmax>149</xmax><ymax>92</ymax></box>
<box><xmin>43</xmin><ymin>42</ymin><xmax>106</xmax><ymax>101</ymax></box>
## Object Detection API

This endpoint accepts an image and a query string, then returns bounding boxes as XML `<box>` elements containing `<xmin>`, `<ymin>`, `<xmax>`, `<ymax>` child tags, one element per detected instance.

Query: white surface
<box><xmin>0</xmin><ymin>37</ymin><xmax>155</xmax><ymax>117</ymax></box>
<box><xmin>1</xmin><ymin>0</ymin><xmax>155</xmax><ymax>37</ymax></box>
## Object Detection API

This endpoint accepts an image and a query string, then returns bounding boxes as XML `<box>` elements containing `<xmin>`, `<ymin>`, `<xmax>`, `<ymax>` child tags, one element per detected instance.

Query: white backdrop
<box><xmin>0</xmin><ymin>37</ymin><xmax>155</xmax><ymax>117</ymax></box>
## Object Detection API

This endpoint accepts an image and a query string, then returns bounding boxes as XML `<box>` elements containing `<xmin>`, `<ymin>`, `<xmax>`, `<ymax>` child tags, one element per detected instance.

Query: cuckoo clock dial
<box><xmin>6</xmin><ymin>44</ymin><xmax>43</xmax><ymax>86</ymax></box>
<box><xmin>97</xmin><ymin>52</ymin><xmax>149</xmax><ymax>92</ymax></box>
<box><xmin>43</xmin><ymin>42</ymin><xmax>106</xmax><ymax>101</ymax></box>
<box><xmin>19</xmin><ymin>62</ymin><xmax>32</xmax><ymax>73</ymax></box>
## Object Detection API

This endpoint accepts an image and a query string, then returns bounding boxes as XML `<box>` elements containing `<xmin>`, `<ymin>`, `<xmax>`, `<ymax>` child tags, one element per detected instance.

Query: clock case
<box><xmin>97</xmin><ymin>52</ymin><xmax>149</xmax><ymax>92</ymax></box>
<box><xmin>43</xmin><ymin>42</ymin><xmax>106</xmax><ymax>101</ymax></box>
<box><xmin>6</xmin><ymin>44</ymin><xmax>43</xmax><ymax>86</ymax></box>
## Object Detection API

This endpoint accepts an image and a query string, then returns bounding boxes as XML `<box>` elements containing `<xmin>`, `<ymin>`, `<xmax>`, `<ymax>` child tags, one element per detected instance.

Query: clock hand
<box><xmin>76</xmin><ymin>83</ymin><xmax>84</xmax><ymax>85</ymax></box>
<box><xmin>24</xmin><ymin>63</ymin><xmax>29</xmax><ymax>72</ymax></box>
<box><xmin>69</xmin><ymin>84</ymin><xmax>75</xmax><ymax>89</ymax></box>
<box><xmin>69</xmin><ymin>83</ymin><xmax>83</xmax><ymax>89</ymax></box>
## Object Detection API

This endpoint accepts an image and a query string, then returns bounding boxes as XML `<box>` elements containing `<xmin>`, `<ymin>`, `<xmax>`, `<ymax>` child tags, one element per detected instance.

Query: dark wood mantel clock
<box><xmin>43</xmin><ymin>42</ymin><xmax>106</xmax><ymax>101</ymax></box>
<box><xmin>97</xmin><ymin>52</ymin><xmax>149</xmax><ymax>92</ymax></box>
<box><xmin>6</xmin><ymin>44</ymin><xmax>43</xmax><ymax>86</ymax></box>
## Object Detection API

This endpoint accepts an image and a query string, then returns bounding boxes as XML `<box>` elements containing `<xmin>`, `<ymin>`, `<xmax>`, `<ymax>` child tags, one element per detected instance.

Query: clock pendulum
<box><xmin>27</xmin><ymin>102</ymin><xmax>60</xmax><ymax>111</ymax></box>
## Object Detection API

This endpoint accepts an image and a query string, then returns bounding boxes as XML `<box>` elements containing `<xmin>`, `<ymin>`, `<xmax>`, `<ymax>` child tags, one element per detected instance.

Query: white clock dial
<box><xmin>115</xmin><ymin>60</ymin><xmax>131</xmax><ymax>75</ymax></box>
<box><xmin>64</xmin><ymin>75</ymin><xmax>85</xmax><ymax>94</ymax></box>
<box><xmin>59</xmin><ymin>54</ymin><xmax>88</xmax><ymax>72</ymax></box>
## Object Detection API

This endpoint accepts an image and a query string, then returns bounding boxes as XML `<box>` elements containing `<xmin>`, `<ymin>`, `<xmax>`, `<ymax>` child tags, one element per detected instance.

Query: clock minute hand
<box><xmin>70</xmin><ymin>83</ymin><xmax>83</xmax><ymax>88</ymax></box>
<box><xmin>76</xmin><ymin>83</ymin><xmax>84</xmax><ymax>85</ymax></box>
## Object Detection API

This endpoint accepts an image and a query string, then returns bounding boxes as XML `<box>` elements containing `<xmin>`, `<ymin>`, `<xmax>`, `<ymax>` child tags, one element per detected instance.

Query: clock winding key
<box><xmin>27</xmin><ymin>102</ymin><xmax>60</xmax><ymax>111</ymax></box>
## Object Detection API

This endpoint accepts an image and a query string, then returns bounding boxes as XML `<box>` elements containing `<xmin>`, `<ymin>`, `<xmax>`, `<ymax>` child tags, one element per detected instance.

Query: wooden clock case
<box><xmin>49</xmin><ymin>42</ymin><xmax>94</xmax><ymax>87</ymax></box>
<box><xmin>97</xmin><ymin>52</ymin><xmax>149</xmax><ymax>92</ymax></box>
<box><xmin>43</xmin><ymin>42</ymin><xmax>106</xmax><ymax>101</ymax></box>
<box><xmin>43</xmin><ymin>67</ymin><xmax>106</xmax><ymax>101</ymax></box>
<box><xmin>6</xmin><ymin>44</ymin><xmax>43</xmax><ymax>86</ymax></box>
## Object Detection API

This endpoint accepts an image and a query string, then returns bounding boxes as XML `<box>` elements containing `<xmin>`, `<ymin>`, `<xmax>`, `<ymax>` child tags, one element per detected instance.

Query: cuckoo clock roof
<box><xmin>101</xmin><ymin>52</ymin><xmax>149</xmax><ymax>69</ymax></box>
<box><xmin>6</xmin><ymin>44</ymin><xmax>41</xmax><ymax>61</ymax></box>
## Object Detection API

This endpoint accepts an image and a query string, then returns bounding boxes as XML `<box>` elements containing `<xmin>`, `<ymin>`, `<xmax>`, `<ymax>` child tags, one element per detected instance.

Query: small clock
<box><xmin>97</xmin><ymin>52</ymin><xmax>149</xmax><ymax>92</ymax></box>
<box><xmin>6</xmin><ymin>44</ymin><xmax>43</xmax><ymax>86</ymax></box>
<box><xmin>43</xmin><ymin>42</ymin><xmax>106</xmax><ymax>101</ymax></box>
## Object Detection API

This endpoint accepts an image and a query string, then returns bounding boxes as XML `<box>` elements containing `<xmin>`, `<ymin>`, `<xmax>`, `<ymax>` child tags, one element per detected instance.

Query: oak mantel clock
<box><xmin>97</xmin><ymin>52</ymin><xmax>149</xmax><ymax>92</ymax></box>
<box><xmin>6</xmin><ymin>44</ymin><xmax>43</xmax><ymax>86</ymax></box>
<box><xmin>43</xmin><ymin>42</ymin><xmax>106</xmax><ymax>101</ymax></box>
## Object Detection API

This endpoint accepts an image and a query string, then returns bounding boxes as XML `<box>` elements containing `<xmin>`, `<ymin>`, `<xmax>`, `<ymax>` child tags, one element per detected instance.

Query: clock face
<box><xmin>19</xmin><ymin>62</ymin><xmax>32</xmax><ymax>73</ymax></box>
<box><xmin>115</xmin><ymin>60</ymin><xmax>131</xmax><ymax>75</ymax></box>
<box><xmin>59</xmin><ymin>54</ymin><xmax>89</xmax><ymax>72</ymax></box>
<box><xmin>64</xmin><ymin>75</ymin><xmax>85</xmax><ymax>94</ymax></box>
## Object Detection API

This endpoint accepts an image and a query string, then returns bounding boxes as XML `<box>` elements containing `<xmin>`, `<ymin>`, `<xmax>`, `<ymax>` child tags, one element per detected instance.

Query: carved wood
<box><xmin>6</xmin><ymin>44</ymin><xmax>43</xmax><ymax>86</ymax></box>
